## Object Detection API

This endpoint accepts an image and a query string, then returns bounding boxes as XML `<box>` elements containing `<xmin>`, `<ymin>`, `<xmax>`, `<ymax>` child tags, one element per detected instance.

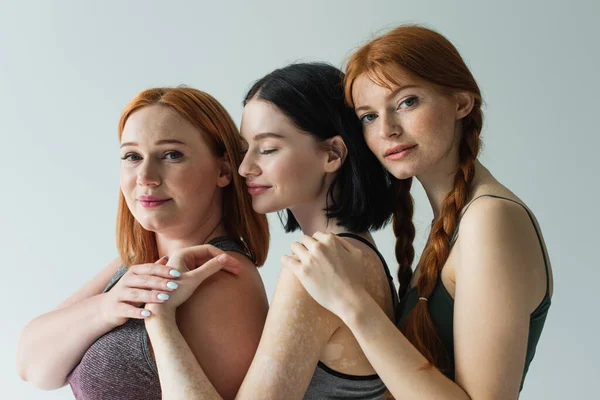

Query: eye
<box><xmin>259</xmin><ymin>149</ymin><xmax>277</xmax><ymax>155</ymax></box>
<box><xmin>398</xmin><ymin>96</ymin><xmax>418</xmax><ymax>110</ymax></box>
<box><xmin>359</xmin><ymin>113</ymin><xmax>378</xmax><ymax>125</ymax></box>
<box><xmin>121</xmin><ymin>153</ymin><xmax>141</xmax><ymax>162</ymax></box>
<box><xmin>164</xmin><ymin>151</ymin><xmax>183</xmax><ymax>160</ymax></box>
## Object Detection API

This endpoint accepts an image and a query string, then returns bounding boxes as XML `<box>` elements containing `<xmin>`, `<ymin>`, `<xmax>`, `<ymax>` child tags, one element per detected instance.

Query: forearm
<box><xmin>17</xmin><ymin>294</ymin><xmax>116</xmax><ymax>390</ymax></box>
<box><xmin>342</xmin><ymin>294</ymin><xmax>470</xmax><ymax>400</ymax></box>
<box><xmin>145</xmin><ymin>315</ymin><xmax>223</xmax><ymax>400</ymax></box>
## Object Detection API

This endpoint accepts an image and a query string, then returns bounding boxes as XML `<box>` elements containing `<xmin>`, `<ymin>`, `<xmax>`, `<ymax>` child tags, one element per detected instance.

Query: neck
<box><xmin>155</xmin><ymin>205</ymin><xmax>226</xmax><ymax>258</ymax></box>
<box><xmin>418</xmin><ymin>159</ymin><xmax>487</xmax><ymax>219</ymax></box>
<box><xmin>289</xmin><ymin>178</ymin><xmax>350</xmax><ymax>237</ymax></box>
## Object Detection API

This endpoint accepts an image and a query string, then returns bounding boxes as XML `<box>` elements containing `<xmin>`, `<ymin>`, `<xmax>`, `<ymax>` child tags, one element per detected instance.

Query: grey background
<box><xmin>1</xmin><ymin>0</ymin><xmax>598</xmax><ymax>398</ymax></box>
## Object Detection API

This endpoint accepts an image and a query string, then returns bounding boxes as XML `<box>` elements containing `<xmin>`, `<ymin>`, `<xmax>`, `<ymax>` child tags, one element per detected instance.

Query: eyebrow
<box><xmin>120</xmin><ymin>139</ymin><xmax>187</xmax><ymax>148</ymax></box>
<box><xmin>248</xmin><ymin>132</ymin><xmax>285</xmax><ymax>141</ymax></box>
<box><xmin>354</xmin><ymin>84</ymin><xmax>419</xmax><ymax>113</ymax></box>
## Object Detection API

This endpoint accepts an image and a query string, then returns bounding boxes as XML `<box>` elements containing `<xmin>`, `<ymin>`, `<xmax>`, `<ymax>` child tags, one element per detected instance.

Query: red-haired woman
<box><xmin>283</xmin><ymin>25</ymin><xmax>553</xmax><ymax>399</ymax></box>
<box><xmin>17</xmin><ymin>87</ymin><xmax>270</xmax><ymax>399</ymax></box>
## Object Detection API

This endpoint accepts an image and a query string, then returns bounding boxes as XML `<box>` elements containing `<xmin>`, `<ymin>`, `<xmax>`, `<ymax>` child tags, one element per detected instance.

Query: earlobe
<box><xmin>455</xmin><ymin>92</ymin><xmax>475</xmax><ymax>120</ymax></box>
<box><xmin>217</xmin><ymin>155</ymin><xmax>233</xmax><ymax>188</ymax></box>
<box><xmin>324</xmin><ymin>136</ymin><xmax>347</xmax><ymax>173</ymax></box>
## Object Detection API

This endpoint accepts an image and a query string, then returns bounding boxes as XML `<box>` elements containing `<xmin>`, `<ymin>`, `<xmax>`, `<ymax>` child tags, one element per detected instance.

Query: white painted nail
<box><xmin>157</xmin><ymin>293</ymin><xmax>170</xmax><ymax>301</ymax></box>
<box><xmin>166</xmin><ymin>281</ymin><xmax>179</xmax><ymax>289</ymax></box>
<box><xmin>141</xmin><ymin>310</ymin><xmax>151</xmax><ymax>317</ymax></box>
<box><xmin>169</xmin><ymin>269</ymin><xmax>181</xmax><ymax>277</ymax></box>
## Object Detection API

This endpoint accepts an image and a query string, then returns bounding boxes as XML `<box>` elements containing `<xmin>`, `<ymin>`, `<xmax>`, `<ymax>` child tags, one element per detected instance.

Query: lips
<box><xmin>384</xmin><ymin>144</ymin><xmax>417</xmax><ymax>157</ymax></box>
<box><xmin>246</xmin><ymin>182</ymin><xmax>271</xmax><ymax>196</ymax></box>
<box><xmin>138</xmin><ymin>195</ymin><xmax>171</xmax><ymax>208</ymax></box>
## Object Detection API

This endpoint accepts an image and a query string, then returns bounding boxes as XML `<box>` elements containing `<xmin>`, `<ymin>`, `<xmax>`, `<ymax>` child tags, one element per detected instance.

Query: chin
<box><xmin>251</xmin><ymin>199</ymin><xmax>285</xmax><ymax>215</ymax></box>
<box><xmin>384</xmin><ymin>162</ymin><xmax>421</xmax><ymax>181</ymax></box>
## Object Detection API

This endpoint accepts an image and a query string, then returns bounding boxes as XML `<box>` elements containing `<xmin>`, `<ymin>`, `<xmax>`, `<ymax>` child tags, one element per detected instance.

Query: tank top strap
<box><xmin>336</xmin><ymin>233</ymin><xmax>399</xmax><ymax>314</ymax></box>
<box><xmin>449</xmin><ymin>194</ymin><xmax>550</xmax><ymax>297</ymax></box>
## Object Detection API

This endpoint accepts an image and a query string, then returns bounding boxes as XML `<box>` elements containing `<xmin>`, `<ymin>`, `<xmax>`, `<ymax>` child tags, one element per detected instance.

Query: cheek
<box><xmin>268</xmin><ymin>151</ymin><xmax>321</xmax><ymax>186</ymax></box>
<box><xmin>119</xmin><ymin>169</ymin><xmax>135</xmax><ymax>193</ymax></box>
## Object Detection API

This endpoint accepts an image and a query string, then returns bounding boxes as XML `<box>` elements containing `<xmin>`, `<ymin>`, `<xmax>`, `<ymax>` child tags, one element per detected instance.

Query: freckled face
<box><xmin>352</xmin><ymin>69</ymin><xmax>464</xmax><ymax>180</ymax></box>
<box><xmin>120</xmin><ymin>105</ymin><xmax>229</xmax><ymax>235</ymax></box>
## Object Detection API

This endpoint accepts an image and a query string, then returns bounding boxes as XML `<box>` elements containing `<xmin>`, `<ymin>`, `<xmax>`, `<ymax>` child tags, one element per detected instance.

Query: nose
<box><xmin>238</xmin><ymin>151</ymin><xmax>261</xmax><ymax>179</ymax></box>
<box><xmin>137</xmin><ymin>159</ymin><xmax>161</xmax><ymax>187</ymax></box>
<box><xmin>379</xmin><ymin>111</ymin><xmax>402</xmax><ymax>139</ymax></box>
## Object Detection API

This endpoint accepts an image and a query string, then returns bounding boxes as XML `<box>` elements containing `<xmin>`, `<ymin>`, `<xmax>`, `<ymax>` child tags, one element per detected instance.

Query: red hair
<box><xmin>116</xmin><ymin>87</ymin><xmax>269</xmax><ymax>267</ymax></box>
<box><xmin>345</xmin><ymin>25</ymin><xmax>483</xmax><ymax>372</ymax></box>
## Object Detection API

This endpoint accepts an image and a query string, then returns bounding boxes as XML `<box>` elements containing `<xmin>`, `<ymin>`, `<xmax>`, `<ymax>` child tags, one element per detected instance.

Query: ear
<box><xmin>216</xmin><ymin>154</ymin><xmax>233</xmax><ymax>188</ymax></box>
<box><xmin>323</xmin><ymin>136</ymin><xmax>347</xmax><ymax>174</ymax></box>
<box><xmin>455</xmin><ymin>91</ymin><xmax>475</xmax><ymax>120</ymax></box>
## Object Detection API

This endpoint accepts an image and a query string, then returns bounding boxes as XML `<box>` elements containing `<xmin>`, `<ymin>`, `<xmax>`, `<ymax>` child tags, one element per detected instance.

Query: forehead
<box><xmin>121</xmin><ymin>104</ymin><xmax>200</xmax><ymax>142</ymax></box>
<box><xmin>240</xmin><ymin>99</ymin><xmax>299</xmax><ymax>141</ymax></box>
<box><xmin>351</xmin><ymin>68</ymin><xmax>429</xmax><ymax>105</ymax></box>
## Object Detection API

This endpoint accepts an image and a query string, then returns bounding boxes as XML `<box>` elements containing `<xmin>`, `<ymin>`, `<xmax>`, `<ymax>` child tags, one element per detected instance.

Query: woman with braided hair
<box><xmin>283</xmin><ymin>25</ymin><xmax>553</xmax><ymax>399</ymax></box>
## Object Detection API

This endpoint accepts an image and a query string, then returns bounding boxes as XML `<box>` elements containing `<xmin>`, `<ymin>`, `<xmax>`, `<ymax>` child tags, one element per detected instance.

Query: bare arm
<box><xmin>146</xmin><ymin>253</ymin><xmax>342</xmax><ymax>400</ymax></box>
<box><xmin>16</xmin><ymin>259</ymin><xmax>121</xmax><ymax>389</ymax></box>
<box><xmin>145</xmin><ymin>252</ymin><xmax>269</xmax><ymax>399</ymax></box>
<box><xmin>18</xmin><ymin>258</ymin><xmax>182</xmax><ymax>390</ymax></box>
<box><xmin>336</xmin><ymin>199</ymin><xmax>545</xmax><ymax>399</ymax></box>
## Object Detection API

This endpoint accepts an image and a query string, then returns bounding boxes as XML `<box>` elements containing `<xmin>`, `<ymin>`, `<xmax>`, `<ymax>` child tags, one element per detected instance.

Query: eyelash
<box><xmin>120</xmin><ymin>151</ymin><xmax>184</xmax><ymax>161</ymax></box>
<box><xmin>259</xmin><ymin>149</ymin><xmax>277</xmax><ymax>155</ymax></box>
<box><xmin>359</xmin><ymin>96</ymin><xmax>419</xmax><ymax>125</ymax></box>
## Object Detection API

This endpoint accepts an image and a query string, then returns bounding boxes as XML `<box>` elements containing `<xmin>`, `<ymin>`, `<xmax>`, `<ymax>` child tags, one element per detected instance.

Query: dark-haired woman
<box><xmin>144</xmin><ymin>63</ymin><xmax>399</xmax><ymax>399</ymax></box>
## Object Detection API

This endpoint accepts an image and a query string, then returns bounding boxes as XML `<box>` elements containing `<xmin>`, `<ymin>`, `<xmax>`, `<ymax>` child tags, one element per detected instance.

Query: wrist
<box><xmin>144</xmin><ymin>309</ymin><xmax>177</xmax><ymax>327</ymax></box>
<box><xmin>339</xmin><ymin>289</ymin><xmax>376</xmax><ymax>327</ymax></box>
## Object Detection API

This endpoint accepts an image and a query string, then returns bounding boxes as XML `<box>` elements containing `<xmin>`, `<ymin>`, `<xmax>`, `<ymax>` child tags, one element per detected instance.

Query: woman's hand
<box><xmin>281</xmin><ymin>232</ymin><xmax>370</xmax><ymax>320</ymax></box>
<box><xmin>145</xmin><ymin>244</ymin><xmax>241</xmax><ymax>318</ymax></box>
<box><xmin>99</xmin><ymin>261</ymin><xmax>182</xmax><ymax>327</ymax></box>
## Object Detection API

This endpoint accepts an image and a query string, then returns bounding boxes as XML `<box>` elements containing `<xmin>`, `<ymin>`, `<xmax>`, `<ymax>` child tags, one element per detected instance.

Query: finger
<box><xmin>117</xmin><ymin>303</ymin><xmax>153</xmax><ymax>320</ymax></box>
<box><xmin>280</xmin><ymin>254</ymin><xmax>302</xmax><ymax>270</ymax></box>
<box><xmin>312</xmin><ymin>231</ymin><xmax>337</xmax><ymax>246</ymax></box>
<box><xmin>334</xmin><ymin>236</ymin><xmax>357</xmax><ymax>252</ymax></box>
<box><xmin>124</xmin><ymin>274</ymin><xmax>179</xmax><ymax>292</ymax></box>
<box><xmin>217</xmin><ymin>254</ymin><xmax>242</xmax><ymax>275</ymax></box>
<box><xmin>290</xmin><ymin>242</ymin><xmax>310</xmax><ymax>263</ymax></box>
<box><xmin>187</xmin><ymin>255</ymin><xmax>232</xmax><ymax>283</ymax></box>
<box><xmin>129</xmin><ymin>263</ymin><xmax>182</xmax><ymax>279</ymax></box>
<box><xmin>169</xmin><ymin>244</ymin><xmax>238</xmax><ymax>272</ymax></box>
<box><xmin>296</xmin><ymin>235</ymin><xmax>319</xmax><ymax>252</ymax></box>
<box><xmin>313</xmin><ymin>231</ymin><xmax>353</xmax><ymax>253</ymax></box>
<box><xmin>119</xmin><ymin>288</ymin><xmax>173</xmax><ymax>304</ymax></box>
<box><xmin>155</xmin><ymin>256</ymin><xmax>169</xmax><ymax>266</ymax></box>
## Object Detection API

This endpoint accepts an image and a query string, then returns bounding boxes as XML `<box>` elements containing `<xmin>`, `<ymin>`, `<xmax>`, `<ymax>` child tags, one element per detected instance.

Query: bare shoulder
<box><xmin>182</xmin><ymin>251</ymin><xmax>268</xmax><ymax>312</ymax></box>
<box><xmin>340</xmin><ymin>236</ymin><xmax>393</xmax><ymax>316</ymax></box>
<box><xmin>455</xmin><ymin>196</ymin><xmax>551</xmax><ymax>308</ymax></box>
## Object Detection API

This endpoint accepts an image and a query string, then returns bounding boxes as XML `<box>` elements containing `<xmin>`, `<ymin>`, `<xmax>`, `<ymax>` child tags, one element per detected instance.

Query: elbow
<box><xmin>17</xmin><ymin>356</ymin><xmax>67</xmax><ymax>390</ymax></box>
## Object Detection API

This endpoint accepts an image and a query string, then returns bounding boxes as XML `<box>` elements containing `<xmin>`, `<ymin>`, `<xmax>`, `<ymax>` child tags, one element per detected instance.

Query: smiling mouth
<box><xmin>247</xmin><ymin>186</ymin><xmax>271</xmax><ymax>196</ymax></box>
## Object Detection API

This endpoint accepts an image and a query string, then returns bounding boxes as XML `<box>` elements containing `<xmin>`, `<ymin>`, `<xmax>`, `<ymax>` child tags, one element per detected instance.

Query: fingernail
<box><xmin>217</xmin><ymin>254</ymin><xmax>228</xmax><ymax>264</ymax></box>
<box><xmin>157</xmin><ymin>293</ymin><xmax>170</xmax><ymax>301</ymax></box>
<box><xmin>161</xmin><ymin>255</ymin><xmax>169</xmax><ymax>261</ymax></box>
<box><xmin>141</xmin><ymin>310</ymin><xmax>151</xmax><ymax>317</ymax></box>
<box><xmin>169</xmin><ymin>269</ymin><xmax>181</xmax><ymax>277</ymax></box>
<box><xmin>166</xmin><ymin>281</ymin><xmax>179</xmax><ymax>289</ymax></box>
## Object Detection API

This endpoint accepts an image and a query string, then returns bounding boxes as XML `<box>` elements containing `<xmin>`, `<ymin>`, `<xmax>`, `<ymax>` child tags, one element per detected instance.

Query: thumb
<box><xmin>188</xmin><ymin>254</ymin><xmax>238</xmax><ymax>284</ymax></box>
<box><xmin>154</xmin><ymin>256</ymin><xmax>169</xmax><ymax>266</ymax></box>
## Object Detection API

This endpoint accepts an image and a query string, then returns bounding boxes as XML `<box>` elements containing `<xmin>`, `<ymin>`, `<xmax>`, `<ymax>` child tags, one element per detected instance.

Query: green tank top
<box><xmin>396</xmin><ymin>195</ymin><xmax>551</xmax><ymax>391</ymax></box>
